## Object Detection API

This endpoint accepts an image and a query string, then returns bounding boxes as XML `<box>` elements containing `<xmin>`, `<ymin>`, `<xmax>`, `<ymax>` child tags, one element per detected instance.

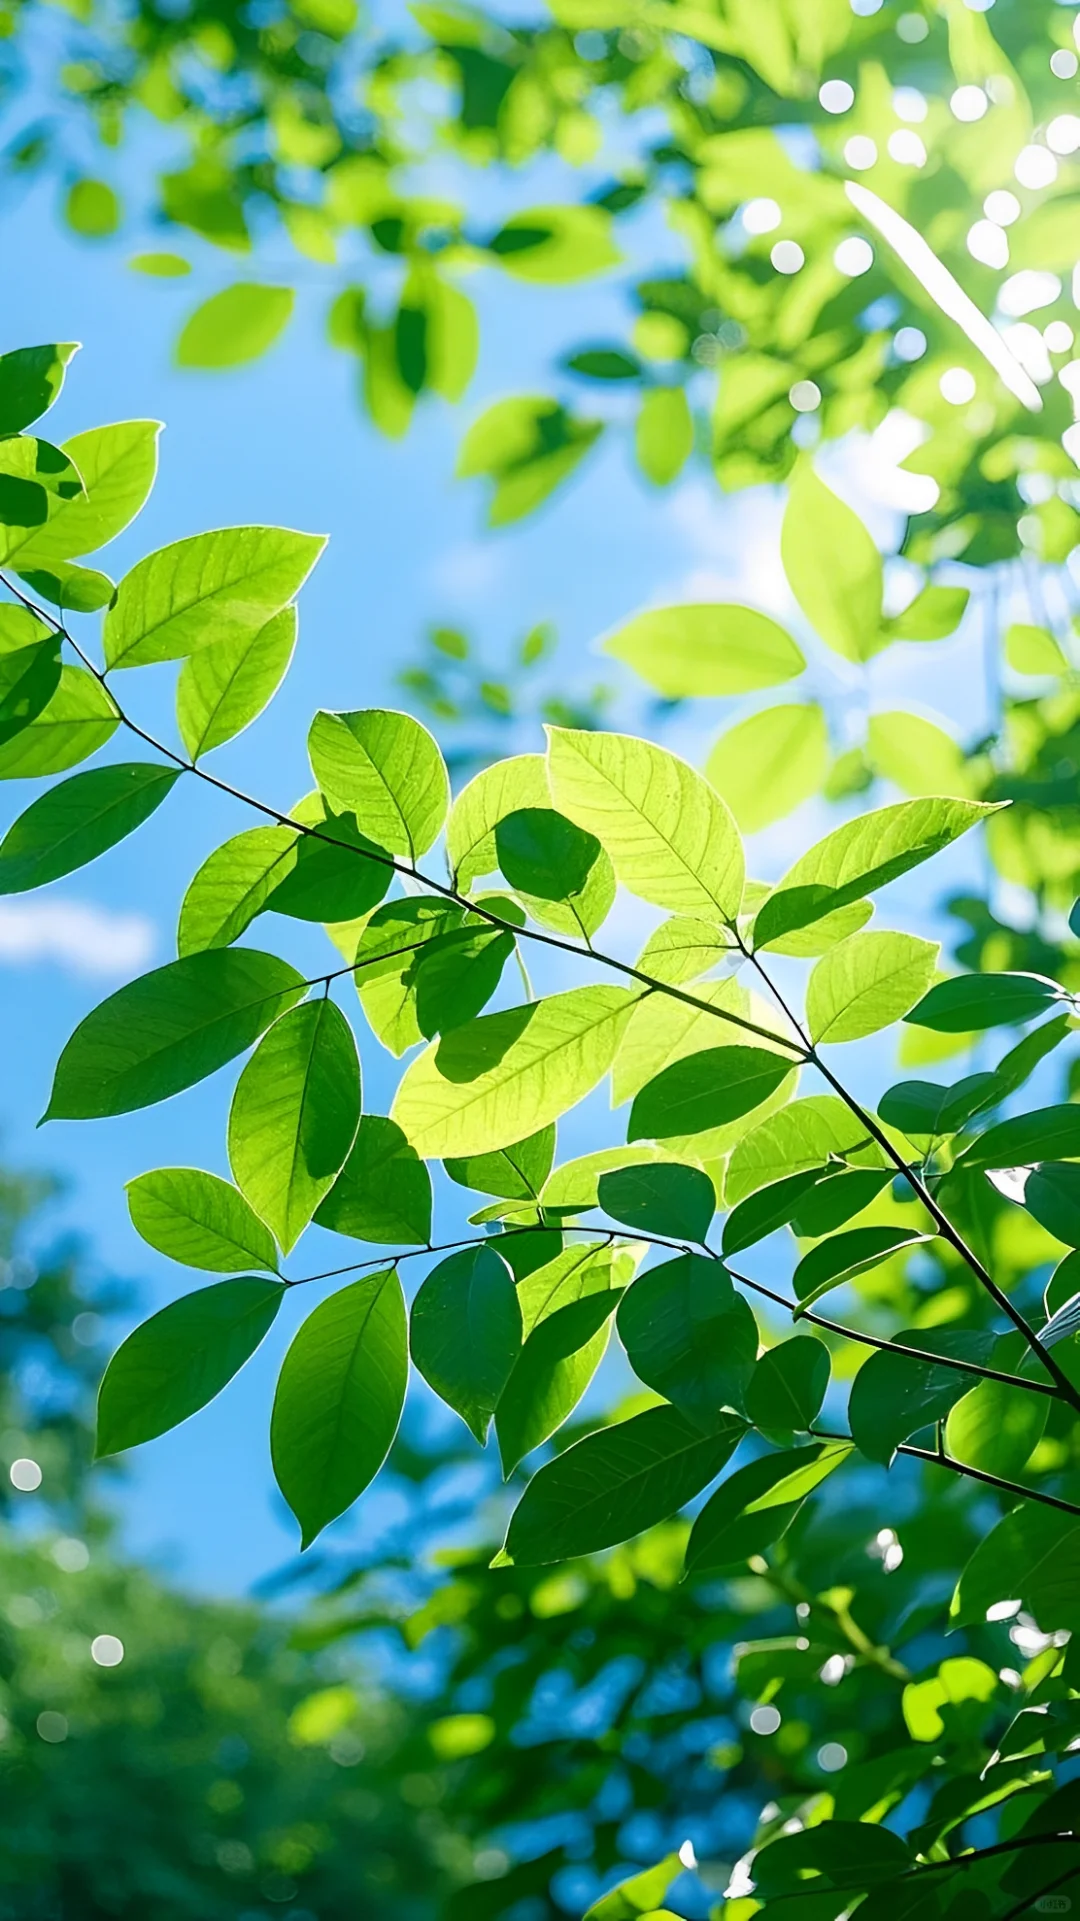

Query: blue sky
<box><xmin>1</xmin><ymin>159</ymin><xmax>1009</xmax><ymax>1594</ymax></box>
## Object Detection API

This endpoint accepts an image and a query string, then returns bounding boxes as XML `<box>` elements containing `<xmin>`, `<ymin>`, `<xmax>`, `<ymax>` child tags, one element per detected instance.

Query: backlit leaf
<box><xmin>686</xmin><ymin>1441</ymin><xmax>851</xmax><ymax>1574</ymax></box>
<box><xmin>793</xmin><ymin>1225</ymin><xmax>933</xmax><ymax>1312</ymax></box>
<box><xmin>392</xmin><ymin>986</ymin><xmax>638</xmax><ymax>1158</ymax></box>
<box><xmin>945</xmin><ymin>1374</ymin><xmax>1047</xmax><ymax>1480</ymax></box>
<box><xmin>410</xmin><ymin>1244</ymin><xmax>521</xmax><ymax>1443</ymax></box>
<box><xmin>616</xmin><ymin>1253</ymin><xmax>758</xmax><ymax>1426</ymax></box>
<box><xmin>806</xmin><ymin>932</ymin><xmax>938</xmax><ymax>1044</ymax></box>
<box><xmin>308</xmin><ymin>707</ymin><xmax>449</xmax><ymax>858</ymax></box>
<box><xmin>97</xmin><ymin>1278</ymin><xmax>283</xmax><ymax>1455</ymax></box>
<box><xmin>500</xmin><ymin>1404</ymin><xmax>744</xmax><ymax>1566</ymax></box>
<box><xmin>603</xmin><ymin>604</ymin><xmax>804</xmax><ymax>698</ymax></box>
<box><xmin>446</xmin><ymin>752</ymin><xmax>550</xmax><ymax>889</ymax></box>
<box><xmin>0</xmin><ymin>666</ymin><xmax>118</xmax><ymax>779</ymax></box>
<box><xmin>44</xmin><ymin>949</ymin><xmax>306</xmax><ymax>1119</ymax></box>
<box><xmin>849</xmin><ymin>1329</ymin><xmax>998</xmax><ymax>1465</ymax></box>
<box><xmin>706</xmin><ymin>703</ymin><xmax>828</xmax><ymax>834</ymax></box>
<box><xmin>228</xmin><ymin>998</ymin><xmax>361</xmax><ymax>1252</ymax></box>
<box><xmin>126</xmin><ymin>1166</ymin><xmax>279</xmax><ymax>1273</ymax></box>
<box><xmin>176</xmin><ymin>284</ymin><xmax>295</xmax><ymax>368</ymax></box>
<box><xmin>271</xmin><ymin>1270</ymin><xmax>407</xmax><ymax>1547</ymax></box>
<box><xmin>314</xmin><ymin>1114</ymin><xmax>432</xmax><ymax>1244</ymax></box>
<box><xmin>0</xmin><ymin>762</ymin><xmax>179</xmax><ymax>894</ymax></box>
<box><xmin>0</xmin><ymin>343</ymin><xmax>78</xmax><ymax>437</ymax></box>
<box><xmin>781</xmin><ymin>463</ymin><xmax>882</xmax><ymax>662</ymax></box>
<box><xmin>495</xmin><ymin>1288</ymin><xmax>618</xmax><ymax>1474</ymax></box>
<box><xmin>177</xmin><ymin>606</ymin><xmax>296</xmax><ymax>758</ymax></box>
<box><xmin>105</xmin><ymin>525</ymin><xmax>325</xmax><ymax>668</ymax></box>
<box><xmin>548</xmin><ymin>726</ymin><xmax>744</xmax><ymax>922</ymax></box>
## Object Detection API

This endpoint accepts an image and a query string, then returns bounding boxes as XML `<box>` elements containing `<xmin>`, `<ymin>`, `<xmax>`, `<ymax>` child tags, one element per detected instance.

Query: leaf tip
<box><xmin>489</xmin><ymin>1547</ymin><xmax>513</xmax><ymax>1569</ymax></box>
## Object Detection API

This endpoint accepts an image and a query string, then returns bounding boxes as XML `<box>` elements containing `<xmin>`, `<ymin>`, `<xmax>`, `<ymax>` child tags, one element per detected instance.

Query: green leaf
<box><xmin>0</xmin><ymin>436</ymin><xmax>83</xmax><ymax>535</ymax></box>
<box><xmin>541</xmin><ymin>1145</ymin><xmax>679</xmax><ymax>1217</ymax></box>
<box><xmin>616</xmin><ymin>1253</ymin><xmax>758</xmax><ymax>1427</ymax></box>
<box><xmin>126</xmin><ymin>1167</ymin><xmax>279</xmax><ymax>1273</ymax></box>
<box><xmin>486</xmin><ymin>205</ymin><xmax>619</xmax><ymax>282</ymax></box>
<box><xmin>177</xmin><ymin>826</ymin><xmax>299</xmax><ymax>955</ymax></box>
<box><xmin>516</xmin><ymin>1240</ymin><xmax>632</xmax><ymax>1337</ymax></box>
<box><xmin>951</xmin><ymin>1504</ymin><xmax>1080</xmax><ymax>1630</ymax></box>
<box><xmin>751</xmin><ymin>1820</ymin><xmax>910</xmax><ymax>1896</ymax></box>
<box><xmin>793</xmin><ymin>1225</ymin><xmax>933</xmax><ymax>1313</ymax></box>
<box><xmin>752</xmin><ymin>797</ymin><xmax>998</xmax><ymax>950</ymax></box>
<box><xmin>878</xmin><ymin>1076</ymin><xmax>997</xmax><ymax>1138</ymax></box>
<box><xmin>806</xmin><ymin>932</ymin><xmax>939</xmax><ymax>1044</ymax></box>
<box><xmin>96</xmin><ymin>1277</ymin><xmax>283</xmax><ymax>1456</ymax></box>
<box><xmin>945</xmin><ymin>1374</ymin><xmax>1047</xmax><ymax>1480</ymax></box>
<box><xmin>0</xmin><ymin>343</ymin><xmax>78</xmax><ymax>436</ymax></box>
<box><xmin>353</xmin><ymin>899</ymin><xmax>463</xmax><ymax>1055</ymax></box>
<box><xmin>392</xmin><ymin>985</ymin><xmax>638</xmax><ymax>1159</ymax></box>
<box><xmin>271</xmin><ymin>1270</ymin><xmax>407</xmax><ymax>1547</ymax></box>
<box><xmin>44</xmin><ymin>948</ymin><xmax>306</xmax><ymax>1120</ymax></box>
<box><xmin>1024</xmin><ymin>1164</ymin><xmax>1080</xmax><ymax>1248</ymax></box>
<box><xmin>14</xmin><ymin>559</ymin><xmax>115</xmax><ymax>613</ymax></box>
<box><xmin>0</xmin><ymin>634</ymin><xmax>61</xmax><ymax>746</ymax></box>
<box><xmin>445</xmin><ymin>1126</ymin><xmax>555</xmax><ymax>1201</ymax></box>
<box><xmin>613</xmin><ymin>977</ymin><xmax>752</xmax><ymax>1105</ymax></box>
<box><xmin>407</xmin><ymin>921</ymin><xmax>516</xmax><ymax>1037</ymax></box>
<box><xmin>500</xmin><ymin>1404</ymin><xmax>745</xmax><ymax>1567</ymax></box>
<box><xmin>628</xmin><ymin>1045</ymin><xmax>795</xmax><ymax>1143</ymax></box>
<box><xmin>314</xmin><ymin>1115</ymin><xmax>432</xmax><ymax>1245</ymax></box>
<box><xmin>228</xmin><ymin>999</ymin><xmax>361</xmax><ymax>1253</ymax></box>
<box><xmin>584</xmin><ymin>1853</ymin><xmax>683</xmax><ymax>1921</ymax></box>
<box><xmin>635</xmin><ymin>387</ymin><xmax>693</xmax><ymax>487</ymax></box>
<box><xmin>781</xmin><ymin>463</ymin><xmax>882</xmax><ymax>662</ymax></box>
<box><xmin>177</xmin><ymin>606</ymin><xmax>296</xmax><ymax>759</ymax></box>
<box><xmin>495</xmin><ymin>806</ymin><xmax>614</xmax><ymax>938</ymax></box>
<box><xmin>409</xmin><ymin>1244</ymin><xmax>521</xmax><ymax>1443</ymax></box>
<box><xmin>849</xmin><ymin>1329</ymin><xmax>998</xmax><ymax>1465</ymax></box>
<box><xmin>104</xmin><ymin>525</ymin><xmax>325</xmax><ymax>669</ymax></box>
<box><xmin>745</xmin><ymin>1336</ymin><xmax>830</xmax><ymax>1437</ymax></box>
<box><xmin>904</xmin><ymin>971</ymin><xmax>1064</xmax><ymax>1033</ymax></box>
<box><xmin>548</xmin><ymin>727</ymin><xmax>744</xmax><ymax>923</ymax></box>
<box><xmin>446</xmin><ymin>752</ymin><xmax>551</xmax><ymax>889</ymax></box>
<box><xmin>0</xmin><ymin>762</ymin><xmax>179</xmax><ymax>894</ymax></box>
<box><xmin>706</xmin><ymin>703</ymin><xmax>828</xmax><ymax>834</ymax></box>
<box><xmin>633</xmin><ymin>916</ymin><xmax>732</xmax><ymax>987</ymax></box>
<box><xmin>267</xmin><ymin>809</ymin><xmax>391</xmax><ymax>925</ymax></box>
<box><xmin>1</xmin><ymin>420</ymin><xmax>160</xmax><ymax>568</ymax></box>
<box><xmin>959</xmin><ymin>1105</ymin><xmax>1080</xmax><ymax>1171</ymax></box>
<box><xmin>602</xmin><ymin>604</ymin><xmax>804</xmax><ymax>698</ymax></box>
<box><xmin>726</xmin><ymin>1094</ymin><xmax>887</xmax><ymax>1205</ymax></box>
<box><xmin>1005</xmin><ymin>622</ymin><xmax>1068</xmax><ymax>676</ymax></box>
<box><xmin>66</xmin><ymin>178</ymin><xmax>120</xmax><ymax>236</ymax></box>
<box><xmin>308</xmin><ymin>707</ymin><xmax>449</xmax><ymax>858</ymax></box>
<box><xmin>882</xmin><ymin>583</ymin><xmax>969</xmax><ymax>644</ymax></box>
<box><xmin>176</xmin><ymin>284</ymin><xmax>295</xmax><ymax>368</ymax></box>
<box><xmin>788</xmin><ymin>1167</ymin><xmax>894</xmax><ymax>1235</ymax></box>
<box><xmin>0</xmin><ymin>666</ymin><xmax>118</xmax><ymax>779</ymax></box>
<box><xmin>685</xmin><ymin>1441</ymin><xmax>851</xmax><ymax>1574</ymax></box>
<box><xmin>598</xmin><ymin>1164</ymin><xmax>716</xmax><ymax>1242</ymax></box>
<box><xmin>495</xmin><ymin>1288</ymin><xmax>619</xmax><ymax>1474</ymax></box>
<box><xmin>866</xmin><ymin>711</ymin><xmax>972</xmax><ymax>799</ymax></box>
<box><xmin>722</xmin><ymin>1168</ymin><xmax>827</xmax><ymax>1256</ymax></box>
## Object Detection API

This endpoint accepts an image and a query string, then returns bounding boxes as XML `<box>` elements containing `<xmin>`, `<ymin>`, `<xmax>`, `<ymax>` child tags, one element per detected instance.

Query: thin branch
<box><xmin>999</xmin><ymin>1859</ymin><xmax>1080</xmax><ymax>1921</ymax></box>
<box><xmin>810</xmin><ymin>1425</ymin><xmax>1080</xmax><ymax>1519</ymax></box>
<box><xmin>727</xmin><ymin>1267</ymin><xmax>1061</xmax><ymax>1400</ymax></box>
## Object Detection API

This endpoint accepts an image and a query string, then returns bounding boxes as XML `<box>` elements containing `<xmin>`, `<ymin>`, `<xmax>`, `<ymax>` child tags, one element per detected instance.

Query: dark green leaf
<box><xmin>266</xmin><ymin>811</ymin><xmax>391</xmax><ymax>923</ymax></box>
<box><xmin>905</xmin><ymin>972</ymin><xmax>1064</xmax><ymax>1033</ymax></box>
<box><xmin>411</xmin><ymin>923</ymin><xmax>515</xmax><ymax>1036</ymax></box>
<box><xmin>598</xmin><ymin>1163</ymin><xmax>715</xmax><ymax>1242</ymax></box>
<box><xmin>721</xmin><ymin>1168</ymin><xmax>826</xmax><ymax>1255</ymax></box>
<box><xmin>0</xmin><ymin>635</ymin><xmax>61</xmax><ymax>746</ymax></box>
<box><xmin>788</xmin><ymin>1167</ymin><xmax>894</xmax><ymax>1236</ymax></box>
<box><xmin>848</xmin><ymin>1329</ymin><xmax>997</xmax><ymax>1464</ymax></box>
<box><xmin>496</xmin><ymin>806</ymin><xmax>600</xmax><ymax>900</ymax></box>
<box><xmin>745</xmin><ymin>1337</ymin><xmax>830</xmax><ymax>1436</ymax></box>
<box><xmin>227</xmin><ymin>999</ymin><xmax>361</xmax><ymax>1253</ymax></box>
<box><xmin>16</xmin><ymin>560</ymin><xmax>115</xmax><ymax>612</ymax></box>
<box><xmin>752</xmin><ymin>1822</ymin><xmax>911</xmax><ymax>1896</ymax></box>
<box><xmin>445</xmin><ymin>1126</ymin><xmax>555</xmax><ymax>1201</ymax></box>
<box><xmin>44</xmin><ymin>949</ymin><xmax>306</xmax><ymax>1120</ymax></box>
<box><xmin>96</xmin><ymin>1277</ymin><xmax>283</xmax><ymax>1455</ymax></box>
<box><xmin>878</xmin><ymin>1076</ymin><xmax>999</xmax><ymax>1138</ymax></box>
<box><xmin>628</xmin><ymin>1044</ymin><xmax>794</xmax><ymax>1142</ymax></box>
<box><xmin>0</xmin><ymin>343</ymin><xmax>78</xmax><ymax>436</ymax></box>
<box><xmin>409</xmin><ymin>1244</ymin><xmax>521</xmax><ymax>1443</ymax></box>
<box><xmin>500</xmin><ymin>1404</ymin><xmax>744</xmax><ymax>1567</ymax></box>
<box><xmin>0</xmin><ymin>762</ymin><xmax>179</xmax><ymax>894</ymax></box>
<box><xmin>952</xmin><ymin>1503</ymin><xmax>1080</xmax><ymax>1629</ymax></box>
<box><xmin>1024</xmin><ymin>1164</ymin><xmax>1080</xmax><ymax>1248</ymax></box>
<box><xmin>959</xmin><ymin>1105</ymin><xmax>1080</xmax><ymax>1170</ymax></box>
<box><xmin>271</xmin><ymin>1270</ymin><xmax>407</xmax><ymax>1547</ymax></box>
<box><xmin>616</xmin><ymin>1253</ymin><xmax>757</xmax><ymax>1427</ymax></box>
<box><xmin>314</xmin><ymin>1115</ymin><xmax>432</xmax><ymax>1244</ymax></box>
<box><xmin>126</xmin><ymin>1166</ymin><xmax>279</xmax><ymax>1273</ymax></box>
<box><xmin>495</xmin><ymin>1289</ymin><xmax>620</xmax><ymax>1475</ymax></box>
<box><xmin>793</xmin><ymin>1226</ymin><xmax>933</xmax><ymax>1312</ymax></box>
<box><xmin>685</xmin><ymin>1441</ymin><xmax>850</xmax><ymax>1574</ymax></box>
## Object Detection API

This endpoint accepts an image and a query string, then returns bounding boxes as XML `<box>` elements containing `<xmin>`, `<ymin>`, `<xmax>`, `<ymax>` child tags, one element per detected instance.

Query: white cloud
<box><xmin>0</xmin><ymin>900</ymin><xmax>155</xmax><ymax>977</ymax></box>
